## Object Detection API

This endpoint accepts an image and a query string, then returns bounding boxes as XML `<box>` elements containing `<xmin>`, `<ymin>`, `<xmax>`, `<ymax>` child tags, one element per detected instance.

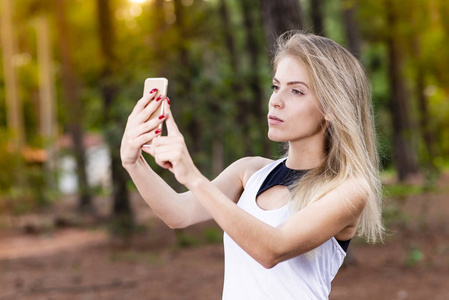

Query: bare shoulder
<box><xmin>341</xmin><ymin>176</ymin><xmax>370</xmax><ymax>198</ymax></box>
<box><xmin>329</xmin><ymin>176</ymin><xmax>370</xmax><ymax>212</ymax></box>
<box><xmin>232</xmin><ymin>156</ymin><xmax>273</xmax><ymax>187</ymax></box>
<box><xmin>210</xmin><ymin>156</ymin><xmax>272</xmax><ymax>204</ymax></box>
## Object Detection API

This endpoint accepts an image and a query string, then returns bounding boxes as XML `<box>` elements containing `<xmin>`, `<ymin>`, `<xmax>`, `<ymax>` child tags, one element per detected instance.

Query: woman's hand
<box><xmin>120</xmin><ymin>89</ymin><xmax>166</xmax><ymax>167</ymax></box>
<box><xmin>148</xmin><ymin>104</ymin><xmax>204</xmax><ymax>187</ymax></box>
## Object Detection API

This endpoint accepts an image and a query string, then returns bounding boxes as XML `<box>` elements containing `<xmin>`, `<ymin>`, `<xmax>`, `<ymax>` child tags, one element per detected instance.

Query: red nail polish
<box><xmin>158</xmin><ymin>115</ymin><xmax>165</xmax><ymax>120</ymax></box>
<box><xmin>150</xmin><ymin>88</ymin><xmax>157</xmax><ymax>94</ymax></box>
<box><xmin>155</xmin><ymin>128</ymin><xmax>162</xmax><ymax>134</ymax></box>
<box><xmin>166</xmin><ymin>97</ymin><xmax>170</xmax><ymax>105</ymax></box>
<box><xmin>156</xmin><ymin>95</ymin><xmax>162</xmax><ymax>101</ymax></box>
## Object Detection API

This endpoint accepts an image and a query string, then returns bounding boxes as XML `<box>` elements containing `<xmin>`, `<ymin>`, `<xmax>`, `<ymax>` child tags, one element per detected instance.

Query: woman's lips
<box><xmin>268</xmin><ymin>115</ymin><xmax>284</xmax><ymax>125</ymax></box>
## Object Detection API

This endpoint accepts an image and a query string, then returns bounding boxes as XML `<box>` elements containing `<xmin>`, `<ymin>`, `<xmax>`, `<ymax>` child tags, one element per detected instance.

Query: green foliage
<box><xmin>2</xmin><ymin>0</ymin><xmax>449</xmax><ymax>225</ymax></box>
<box><xmin>0</xmin><ymin>129</ymin><xmax>59</xmax><ymax>214</ymax></box>
<box><xmin>382</xmin><ymin>201</ymin><xmax>410</xmax><ymax>230</ymax></box>
<box><xmin>204</xmin><ymin>227</ymin><xmax>223</xmax><ymax>244</ymax></box>
<box><xmin>175</xmin><ymin>230</ymin><xmax>200</xmax><ymax>248</ymax></box>
<box><xmin>383</xmin><ymin>184</ymin><xmax>423</xmax><ymax>199</ymax></box>
<box><xmin>173</xmin><ymin>226</ymin><xmax>223</xmax><ymax>248</ymax></box>
<box><xmin>107</xmin><ymin>214</ymin><xmax>135</xmax><ymax>237</ymax></box>
<box><xmin>404</xmin><ymin>247</ymin><xmax>424</xmax><ymax>267</ymax></box>
<box><xmin>0</xmin><ymin>131</ymin><xmax>21</xmax><ymax>193</ymax></box>
<box><xmin>358</xmin><ymin>0</ymin><xmax>449</xmax><ymax>173</ymax></box>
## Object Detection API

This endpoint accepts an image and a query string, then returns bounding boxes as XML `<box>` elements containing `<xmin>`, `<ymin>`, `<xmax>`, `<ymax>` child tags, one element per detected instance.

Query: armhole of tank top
<box><xmin>243</xmin><ymin>158</ymin><xmax>286</xmax><ymax>190</ymax></box>
<box><xmin>331</xmin><ymin>237</ymin><xmax>348</xmax><ymax>257</ymax></box>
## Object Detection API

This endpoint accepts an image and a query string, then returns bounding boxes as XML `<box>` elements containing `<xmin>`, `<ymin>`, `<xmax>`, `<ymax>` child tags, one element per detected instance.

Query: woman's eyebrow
<box><xmin>273</xmin><ymin>77</ymin><xmax>309</xmax><ymax>89</ymax></box>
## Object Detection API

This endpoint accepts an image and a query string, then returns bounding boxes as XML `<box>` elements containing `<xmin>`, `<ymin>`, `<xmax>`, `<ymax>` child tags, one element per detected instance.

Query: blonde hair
<box><xmin>274</xmin><ymin>31</ymin><xmax>383</xmax><ymax>243</ymax></box>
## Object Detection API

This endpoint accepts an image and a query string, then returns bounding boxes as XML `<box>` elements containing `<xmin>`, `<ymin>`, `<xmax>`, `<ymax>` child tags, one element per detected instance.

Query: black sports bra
<box><xmin>256</xmin><ymin>160</ymin><xmax>351</xmax><ymax>252</ymax></box>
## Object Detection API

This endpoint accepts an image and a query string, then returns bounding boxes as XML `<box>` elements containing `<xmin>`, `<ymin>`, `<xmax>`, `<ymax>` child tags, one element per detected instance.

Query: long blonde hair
<box><xmin>274</xmin><ymin>31</ymin><xmax>383</xmax><ymax>243</ymax></box>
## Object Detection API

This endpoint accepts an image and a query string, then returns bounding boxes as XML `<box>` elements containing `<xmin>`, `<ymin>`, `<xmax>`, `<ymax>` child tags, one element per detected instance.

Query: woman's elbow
<box><xmin>257</xmin><ymin>249</ymin><xmax>283</xmax><ymax>269</ymax></box>
<box><xmin>163</xmin><ymin>215</ymin><xmax>190</xmax><ymax>229</ymax></box>
<box><xmin>166</xmin><ymin>219</ymin><xmax>188</xmax><ymax>229</ymax></box>
<box><xmin>260</xmin><ymin>259</ymin><xmax>278</xmax><ymax>269</ymax></box>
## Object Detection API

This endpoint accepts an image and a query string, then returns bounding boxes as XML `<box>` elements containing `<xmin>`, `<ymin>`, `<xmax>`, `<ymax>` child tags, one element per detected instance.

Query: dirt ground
<box><xmin>1</xmin><ymin>175</ymin><xmax>448</xmax><ymax>300</ymax></box>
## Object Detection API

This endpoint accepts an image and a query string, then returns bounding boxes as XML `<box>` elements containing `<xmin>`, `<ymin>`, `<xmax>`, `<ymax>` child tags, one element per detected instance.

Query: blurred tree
<box><xmin>1</xmin><ymin>0</ymin><xmax>25</xmax><ymax>149</ymax></box>
<box><xmin>310</xmin><ymin>0</ymin><xmax>325</xmax><ymax>36</ymax></box>
<box><xmin>409</xmin><ymin>1</ymin><xmax>438</xmax><ymax>173</ymax></box>
<box><xmin>259</xmin><ymin>0</ymin><xmax>305</xmax><ymax>54</ymax></box>
<box><xmin>385</xmin><ymin>0</ymin><xmax>419</xmax><ymax>181</ymax></box>
<box><xmin>341</xmin><ymin>0</ymin><xmax>361</xmax><ymax>59</ymax></box>
<box><xmin>53</xmin><ymin>0</ymin><xmax>93</xmax><ymax>211</ymax></box>
<box><xmin>218</xmin><ymin>0</ymin><xmax>251</xmax><ymax>156</ymax></box>
<box><xmin>439</xmin><ymin>0</ymin><xmax>449</xmax><ymax>37</ymax></box>
<box><xmin>36</xmin><ymin>14</ymin><xmax>58</xmax><ymax>188</ymax></box>
<box><xmin>239</xmin><ymin>0</ymin><xmax>271</xmax><ymax>156</ymax></box>
<box><xmin>216</xmin><ymin>0</ymin><xmax>238</xmax><ymax>169</ymax></box>
<box><xmin>96</xmin><ymin>0</ymin><xmax>134</xmax><ymax>233</ymax></box>
<box><xmin>146</xmin><ymin>0</ymin><xmax>168</xmax><ymax>74</ymax></box>
<box><xmin>172</xmin><ymin>0</ymin><xmax>201</xmax><ymax>158</ymax></box>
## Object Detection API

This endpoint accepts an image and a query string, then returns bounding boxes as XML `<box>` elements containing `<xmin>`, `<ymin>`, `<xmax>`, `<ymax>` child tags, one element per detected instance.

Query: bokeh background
<box><xmin>1</xmin><ymin>0</ymin><xmax>448</xmax><ymax>299</ymax></box>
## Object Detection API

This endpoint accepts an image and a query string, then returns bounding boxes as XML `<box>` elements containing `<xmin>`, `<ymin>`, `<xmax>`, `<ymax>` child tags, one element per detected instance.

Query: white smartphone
<box><xmin>143</xmin><ymin>77</ymin><xmax>168</xmax><ymax>146</ymax></box>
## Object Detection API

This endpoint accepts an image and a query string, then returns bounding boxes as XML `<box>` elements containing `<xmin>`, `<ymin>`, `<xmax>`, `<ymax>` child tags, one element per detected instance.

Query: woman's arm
<box><xmin>187</xmin><ymin>176</ymin><xmax>366</xmax><ymax>268</ymax></box>
<box><xmin>124</xmin><ymin>153</ymin><xmax>267</xmax><ymax>228</ymax></box>
<box><xmin>152</xmin><ymin>106</ymin><xmax>367</xmax><ymax>268</ymax></box>
<box><xmin>121</xmin><ymin>92</ymin><xmax>266</xmax><ymax>228</ymax></box>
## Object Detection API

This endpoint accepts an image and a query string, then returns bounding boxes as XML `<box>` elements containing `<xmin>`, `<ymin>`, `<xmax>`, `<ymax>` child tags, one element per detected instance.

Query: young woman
<box><xmin>120</xmin><ymin>31</ymin><xmax>384</xmax><ymax>299</ymax></box>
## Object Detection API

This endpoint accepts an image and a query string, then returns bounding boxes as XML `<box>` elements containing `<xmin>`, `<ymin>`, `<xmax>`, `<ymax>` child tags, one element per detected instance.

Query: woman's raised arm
<box><xmin>121</xmin><ymin>93</ymin><xmax>260</xmax><ymax>228</ymax></box>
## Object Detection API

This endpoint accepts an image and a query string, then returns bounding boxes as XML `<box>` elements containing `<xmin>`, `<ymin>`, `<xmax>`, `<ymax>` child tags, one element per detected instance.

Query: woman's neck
<box><xmin>285</xmin><ymin>141</ymin><xmax>326</xmax><ymax>170</ymax></box>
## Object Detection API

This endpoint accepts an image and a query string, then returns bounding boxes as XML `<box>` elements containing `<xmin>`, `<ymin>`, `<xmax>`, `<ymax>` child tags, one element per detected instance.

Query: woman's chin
<box><xmin>267</xmin><ymin>132</ymin><xmax>287</xmax><ymax>143</ymax></box>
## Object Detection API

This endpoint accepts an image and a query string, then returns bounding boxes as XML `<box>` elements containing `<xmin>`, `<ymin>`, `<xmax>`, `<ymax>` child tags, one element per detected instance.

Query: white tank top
<box><xmin>222</xmin><ymin>158</ymin><xmax>346</xmax><ymax>300</ymax></box>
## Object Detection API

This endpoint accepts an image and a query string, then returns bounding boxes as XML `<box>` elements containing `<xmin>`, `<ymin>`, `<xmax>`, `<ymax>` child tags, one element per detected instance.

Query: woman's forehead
<box><xmin>274</xmin><ymin>56</ymin><xmax>310</xmax><ymax>84</ymax></box>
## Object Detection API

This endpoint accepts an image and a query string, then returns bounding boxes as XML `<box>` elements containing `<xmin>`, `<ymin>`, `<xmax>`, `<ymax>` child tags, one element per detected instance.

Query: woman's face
<box><xmin>268</xmin><ymin>56</ymin><xmax>326</xmax><ymax>147</ymax></box>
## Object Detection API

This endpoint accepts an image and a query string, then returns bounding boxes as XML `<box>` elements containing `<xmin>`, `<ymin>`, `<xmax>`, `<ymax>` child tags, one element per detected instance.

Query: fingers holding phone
<box><xmin>142</xmin><ymin>78</ymin><xmax>168</xmax><ymax>146</ymax></box>
<box><xmin>121</xmin><ymin>78</ymin><xmax>169</xmax><ymax>166</ymax></box>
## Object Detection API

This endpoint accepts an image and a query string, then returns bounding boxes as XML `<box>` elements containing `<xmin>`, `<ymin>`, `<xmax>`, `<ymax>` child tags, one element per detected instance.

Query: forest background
<box><xmin>1</xmin><ymin>0</ymin><xmax>449</xmax><ymax>299</ymax></box>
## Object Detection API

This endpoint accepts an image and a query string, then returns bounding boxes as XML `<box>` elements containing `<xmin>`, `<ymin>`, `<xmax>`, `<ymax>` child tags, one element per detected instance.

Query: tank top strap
<box><xmin>244</xmin><ymin>158</ymin><xmax>287</xmax><ymax>192</ymax></box>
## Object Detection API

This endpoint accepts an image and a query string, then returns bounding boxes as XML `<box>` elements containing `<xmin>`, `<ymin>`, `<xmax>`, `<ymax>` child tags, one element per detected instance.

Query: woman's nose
<box><xmin>269</xmin><ymin>91</ymin><xmax>284</xmax><ymax>108</ymax></box>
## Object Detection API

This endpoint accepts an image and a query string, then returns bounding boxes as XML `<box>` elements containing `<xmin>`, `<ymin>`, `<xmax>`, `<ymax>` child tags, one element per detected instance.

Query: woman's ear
<box><xmin>324</xmin><ymin>114</ymin><xmax>332</xmax><ymax>122</ymax></box>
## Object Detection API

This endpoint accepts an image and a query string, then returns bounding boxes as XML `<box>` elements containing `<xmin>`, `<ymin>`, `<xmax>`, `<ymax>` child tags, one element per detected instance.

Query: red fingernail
<box><xmin>155</xmin><ymin>129</ymin><xmax>162</xmax><ymax>134</ymax></box>
<box><xmin>166</xmin><ymin>97</ymin><xmax>170</xmax><ymax>105</ymax></box>
<box><xmin>156</xmin><ymin>95</ymin><xmax>162</xmax><ymax>101</ymax></box>
<box><xmin>150</xmin><ymin>88</ymin><xmax>157</xmax><ymax>94</ymax></box>
<box><xmin>158</xmin><ymin>115</ymin><xmax>165</xmax><ymax>120</ymax></box>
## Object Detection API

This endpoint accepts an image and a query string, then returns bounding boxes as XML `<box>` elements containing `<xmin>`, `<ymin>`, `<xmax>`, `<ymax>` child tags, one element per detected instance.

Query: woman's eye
<box><xmin>271</xmin><ymin>85</ymin><xmax>279</xmax><ymax>92</ymax></box>
<box><xmin>291</xmin><ymin>89</ymin><xmax>304</xmax><ymax>95</ymax></box>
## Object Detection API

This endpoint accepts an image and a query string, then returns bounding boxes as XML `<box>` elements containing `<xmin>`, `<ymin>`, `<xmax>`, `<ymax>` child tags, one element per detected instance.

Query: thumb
<box><xmin>164</xmin><ymin>98</ymin><xmax>181</xmax><ymax>136</ymax></box>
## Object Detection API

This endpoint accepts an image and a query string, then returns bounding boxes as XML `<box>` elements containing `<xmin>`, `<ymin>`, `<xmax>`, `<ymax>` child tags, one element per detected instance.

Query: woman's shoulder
<box><xmin>233</xmin><ymin>156</ymin><xmax>274</xmax><ymax>187</ymax></box>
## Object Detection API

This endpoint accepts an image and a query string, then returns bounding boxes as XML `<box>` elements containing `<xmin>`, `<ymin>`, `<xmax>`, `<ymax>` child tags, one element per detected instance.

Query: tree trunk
<box><xmin>240</xmin><ymin>0</ymin><xmax>270</xmax><ymax>156</ymax></box>
<box><xmin>1</xmin><ymin>0</ymin><xmax>25</xmax><ymax>149</ymax></box>
<box><xmin>218</xmin><ymin>0</ymin><xmax>252</xmax><ymax>156</ymax></box>
<box><xmin>36</xmin><ymin>14</ymin><xmax>58</xmax><ymax>188</ymax></box>
<box><xmin>96</xmin><ymin>0</ymin><xmax>134</xmax><ymax>233</ymax></box>
<box><xmin>439</xmin><ymin>0</ymin><xmax>449</xmax><ymax>38</ymax></box>
<box><xmin>147</xmin><ymin>0</ymin><xmax>167</xmax><ymax>74</ymax></box>
<box><xmin>53</xmin><ymin>0</ymin><xmax>92</xmax><ymax>212</ymax></box>
<box><xmin>412</xmin><ymin>38</ymin><xmax>438</xmax><ymax>172</ymax></box>
<box><xmin>385</xmin><ymin>0</ymin><xmax>419</xmax><ymax>181</ymax></box>
<box><xmin>172</xmin><ymin>0</ymin><xmax>204</xmax><ymax>163</ymax></box>
<box><xmin>259</xmin><ymin>0</ymin><xmax>305</xmax><ymax>54</ymax></box>
<box><xmin>311</xmin><ymin>0</ymin><xmax>325</xmax><ymax>36</ymax></box>
<box><xmin>341</xmin><ymin>0</ymin><xmax>362</xmax><ymax>59</ymax></box>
